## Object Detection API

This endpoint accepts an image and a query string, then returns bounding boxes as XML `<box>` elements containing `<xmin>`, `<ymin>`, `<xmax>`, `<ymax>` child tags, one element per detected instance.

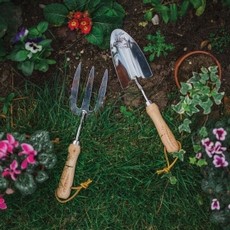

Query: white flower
<box><xmin>25</xmin><ymin>42</ymin><xmax>42</xmax><ymax>54</ymax></box>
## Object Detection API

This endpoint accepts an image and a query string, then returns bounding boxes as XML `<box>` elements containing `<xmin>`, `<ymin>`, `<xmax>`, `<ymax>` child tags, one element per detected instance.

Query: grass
<box><xmin>0</xmin><ymin>68</ymin><xmax>219</xmax><ymax>230</ymax></box>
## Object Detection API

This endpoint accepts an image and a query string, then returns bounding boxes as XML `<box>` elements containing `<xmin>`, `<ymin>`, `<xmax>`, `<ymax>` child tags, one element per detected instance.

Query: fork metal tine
<box><xmin>70</xmin><ymin>62</ymin><xmax>82</xmax><ymax>115</ymax></box>
<box><xmin>81</xmin><ymin>66</ymin><xmax>95</xmax><ymax>112</ymax></box>
<box><xmin>94</xmin><ymin>69</ymin><xmax>108</xmax><ymax>111</ymax></box>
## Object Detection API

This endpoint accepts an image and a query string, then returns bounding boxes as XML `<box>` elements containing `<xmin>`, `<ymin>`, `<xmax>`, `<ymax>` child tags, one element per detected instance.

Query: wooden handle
<box><xmin>56</xmin><ymin>143</ymin><xmax>81</xmax><ymax>199</ymax></box>
<box><xmin>146</xmin><ymin>103</ymin><xmax>179</xmax><ymax>153</ymax></box>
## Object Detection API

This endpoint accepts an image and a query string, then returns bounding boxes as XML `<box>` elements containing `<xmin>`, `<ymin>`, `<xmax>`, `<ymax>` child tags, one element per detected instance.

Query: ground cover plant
<box><xmin>0</xmin><ymin>0</ymin><xmax>230</xmax><ymax>229</ymax></box>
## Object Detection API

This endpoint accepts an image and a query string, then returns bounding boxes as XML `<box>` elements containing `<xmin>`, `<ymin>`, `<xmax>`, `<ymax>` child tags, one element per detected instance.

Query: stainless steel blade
<box><xmin>110</xmin><ymin>29</ymin><xmax>153</xmax><ymax>89</ymax></box>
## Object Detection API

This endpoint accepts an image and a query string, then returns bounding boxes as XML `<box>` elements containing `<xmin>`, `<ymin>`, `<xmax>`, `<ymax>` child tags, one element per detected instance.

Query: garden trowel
<box><xmin>110</xmin><ymin>29</ymin><xmax>179</xmax><ymax>153</ymax></box>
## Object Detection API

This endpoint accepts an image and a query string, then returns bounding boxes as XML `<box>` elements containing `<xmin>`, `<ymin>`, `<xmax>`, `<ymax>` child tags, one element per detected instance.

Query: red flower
<box><xmin>73</xmin><ymin>11</ymin><xmax>82</xmax><ymax>19</ymax></box>
<box><xmin>81</xmin><ymin>25</ymin><xmax>92</xmax><ymax>34</ymax></box>
<box><xmin>79</xmin><ymin>17</ymin><xmax>92</xmax><ymax>28</ymax></box>
<box><xmin>68</xmin><ymin>19</ymin><xmax>79</xmax><ymax>30</ymax></box>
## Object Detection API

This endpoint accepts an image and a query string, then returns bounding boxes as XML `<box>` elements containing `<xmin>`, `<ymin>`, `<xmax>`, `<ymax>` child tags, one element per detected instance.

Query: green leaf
<box><xmin>35</xmin><ymin>171</ymin><xmax>49</xmax><ymax>183</ymax></box>
<box><xmin>198</xmin><ymin>126</ymin><xmax>208</xmax><ymax>137</ymax></box>
<box><xmin>144</xmin><ymin>10</ymin><xmax>153</xmax><ymax>21</ymax></box>
<box><xmin>169</xmin><ymin>4</ymin><xmax>178</xmax><ymax>22</ymax></box>
<box><xmin>189</xmin><ymin>157</ymin><xmax>197</xmax><ymax>165</ymax></box>
<box><xmin>155</xmin><ymin>5</ymin><xmax>170</xmax><ymax>23</ymax></box>
<box><xmin>35</xmin><ymin>61</ymin><xmax>49</xmax><ymax>72</ymax></box>
<box><xmin>200</xmin><ymin>98</ymin><xmax>213</xmax><ymax>114</ymax></box>
<box><xmin>21</xmin><ymin>61</ymin><xmax>34</xmax><ymax>76</ymax></box>
<box><xmin>179</xmin><ymin>0</ymin><xmax>190</xmax><ymax>17</ymax></box>
<box><xmin>193</xmin><ymin>144</ymin><xmax>201</xmax><ymax>152</ymax></box>
<box><xmin>195</xmin><ymin>0</ymin><xmax>206</xmax><ymax>16</ymax></box>
<box><xmin>0</xmin><ymin>176</ymin><xmax>8</xmax><ymax>190</ymax></box>
<box><xmin>37</xmin><ymin>21</ymin><xmax>49</xmax><ymax>33</ymax></box>
<box><xmin>179</xmin><ymin>118</ymin><xmax>192</xmax><ymax>133</ymax></box>
<box><xmin>46</xmin><ymin>59</ymin><xmax>56</xmax><ymax>65</ymax></box>
<box><xmin>38</xmin><ymin>153</ymin><xmax>57</xmax><ymax>169</ymax></box>
<box><xmin>63</xmin><ymin>0</ymin><xmax>78</xmax><ymax>11</ymax></box>
<box><xmin>28</xmin><ymin>27</ymin><xmax>39</xmax><ymax>37</ymax></box>
<box><xmin>15</xmin><ymin>173</ymin><xmax>37</xmax><ymax>195</ymax></box>
<box><xmin>190</xmin><ymin>0</ymin><xmax>202</xmax><ymax>9</ymax></box>
<box><xmin>180</xmin><ymin>82</ymin><xmax>192</xmax><ymax>95</ymax></box>
<box><xmin>9</xmin><ymin>50</ymin><xmax>28</xmax><ymax>62</ymax></box>
<box><xmin>197</xmin><ymin>159</ymin><xmax>208</xmax><ymax>167</ymax></box>
<box><xmin>43</xmin><ymin>3</ymin><xmax>69</xmax><ymax>26</ymax></box>
<box><xmin>39</xmin><ymin>39</ymin><xmax>52</xmax><ymax>48</ymax></box>
<box><xmin>85</xmin><ymin>25</ymin><xmax>104</xmax><ymax>46</ymax></box>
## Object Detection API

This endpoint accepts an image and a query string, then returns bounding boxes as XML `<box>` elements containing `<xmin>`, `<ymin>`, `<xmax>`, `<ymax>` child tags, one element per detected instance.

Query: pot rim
<box><xmin>174</xmin><ymin>50</ymin><xmax>222</xmax><ymax>88</ymax></box>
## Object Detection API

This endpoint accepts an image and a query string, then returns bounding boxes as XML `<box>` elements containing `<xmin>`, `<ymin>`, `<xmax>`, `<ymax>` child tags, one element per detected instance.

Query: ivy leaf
<box><xmin>189</xmin><ymin>157</ymin><xmax>197</xmax><ymax>165</ymax></box>
<box><xmin>197</xmin><ymin>159</ymin><xmax>208</xmax><ymax>167</ymax></box>
<box><xmin>200</xmin><ymin>98</ymin><xmax>213</xmax><ymax>114</ymax></box>
<box><xmin>179</xmin><ymin>118</ymin><xmax>191</xmax><ymax>133</ymax></box>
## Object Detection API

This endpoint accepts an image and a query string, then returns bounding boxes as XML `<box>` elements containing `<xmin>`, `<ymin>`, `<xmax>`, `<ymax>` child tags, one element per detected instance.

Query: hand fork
<box><xmin>56</xmin><ymin>62</ymin><xmax>108</xmax><ymax>200</ymax></box>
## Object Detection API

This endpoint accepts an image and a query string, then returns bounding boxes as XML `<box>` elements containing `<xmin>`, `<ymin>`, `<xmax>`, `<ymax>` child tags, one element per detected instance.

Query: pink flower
<box><xmin>213</xmin><ymin>128</ymin><xmax>227</xmax><ymax>141</ymax></box>
<box><xmin>211</xmin><ymin>198</ymin><xmax>220</xmax><ymax>210</ymax></box>
<box><xmin>202</xmin><ymin>138</ymin><xmax>214</xmax><ymax>158</ymax></box>
<box><xmin>0</xmin><ymin>141</ymin><xmax>8</xmax><ymax>159</ymax></box>
<box><xmin>2</xmin><ymin>160</ymin><xmax>21</xmax><ymax>181</ymax></box>
<box><xmin>18</xmin><ymin>143</ymin><xmax>37</xmax><ymax>169</ymax></box>
<box><xmin>6</xmin><ymin>133</ymin><xmax>19</xmax><ymax>153</ymax></box>
<box><xmin>0</xmin><ymin>197</ymin><xmax>7</xmax><ymax>210</ymax></box>
<box><xmin>213</xmin><ymin>155</ymin><xmax>228</xmax><ymax>168</ymax></box>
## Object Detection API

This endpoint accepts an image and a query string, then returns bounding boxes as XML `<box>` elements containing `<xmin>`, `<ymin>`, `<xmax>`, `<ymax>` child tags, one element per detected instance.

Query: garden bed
<box><xmin>1</xmin><ymin>1</ymin><xmax>230</xmax><ymax>229</ymax></box>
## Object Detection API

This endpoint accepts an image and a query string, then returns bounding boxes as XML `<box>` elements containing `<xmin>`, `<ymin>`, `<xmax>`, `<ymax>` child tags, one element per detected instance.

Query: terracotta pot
<box><xmin>174</xmin><ymin>50</ymin><xmax>222</xmax><ymax>88</ymax></box>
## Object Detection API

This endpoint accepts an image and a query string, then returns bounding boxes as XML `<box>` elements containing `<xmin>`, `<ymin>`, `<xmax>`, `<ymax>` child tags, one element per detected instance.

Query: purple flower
<box><xmin>2</xmin><ymin>160</ymin><xmax>21</xmax><ymax>181</ymax></box>
<box><xmin>212</xmin><ymin>141</ymin><xmax>227</xmax><ymax>154</ymax></box>
<box><xmin>18</xmin><ymin>143</ymin><xmax>37</xmax><ymax>169</ymax></box>
<box><xmin>0</xmin><ymin>197</ymin><xmax>7</xmax><ymax>210</ymax></box>
<box><xmin>12</xmin><ymin>27</ymin><xmax>29</xmax><ymax>43</ymax></box>
<box><xmin>211</xmin><ymin>198</ymin><xmax>220</xmax><ymax>210</ymax></box>
<box><xmin>202</xmin><ymin>138</ymin><xmax>214</xmax><ymax>158</ymax></box>
<box><xmin>213</xmin><ymin>128</ymin><xmax>227</xmax><ymax>141</ymax></box>
<box><xmin>213</xmin><ymin>155</ymin><xmax>228</xmax><ymax>168</ymax></box>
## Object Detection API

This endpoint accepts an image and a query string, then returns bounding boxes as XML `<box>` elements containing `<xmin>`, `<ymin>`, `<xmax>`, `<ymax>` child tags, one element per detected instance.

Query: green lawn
<box><xmin>0</xmin><ymin>71</ymin><xmax>218</xmax><ymax>230</ymax></box>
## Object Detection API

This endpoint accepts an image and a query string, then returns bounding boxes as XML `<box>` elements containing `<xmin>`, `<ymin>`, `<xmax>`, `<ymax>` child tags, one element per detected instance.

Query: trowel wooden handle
<box><xmin>56</xmin><ymin>143</ymin><xmax>81</xmax><ymax>199</ymax></box>
<box><xmin>146</xmin><ymin>103</ymin><xmax>179</xmax><ymax>153</ymax></box>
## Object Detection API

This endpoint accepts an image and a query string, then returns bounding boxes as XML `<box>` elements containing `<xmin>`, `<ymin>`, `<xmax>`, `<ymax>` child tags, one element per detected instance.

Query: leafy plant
<box><xmin>0</xmin><ymin>93</ymin><xmax>15</xmax><ymax>115</ymax></box>
<box><xmin>209</xmin><ymin>28</ymin><xmax>230</xmax><ymax>54</ymax></box>
<box><xmin>43</xmin><ymin>0</ymin><xmax>125</xmax><ymax>49</ymax></box>
<box><xmin>189</xmin><ymin>118</ymin><xmax>230</xmax><ymax>229</ymax></box>
<box><xmin>143</xmin><ymin>0</ymin><xmax>207</xmax><ymax>24</ymax></box>
<box><xmin>0</xmin><ymin>131</ymin><xmax>57</xmax><ymax>210</ymax></box>
<box><xmin>7</xmin><ymin>21</ymin><xmax>56</xmax><ymax>76</ymax></box>
<box><xmin>143</xmin><ymin>30</ymin><xmax>175</xmax><ymax>62</ymax></box>
<box><xmin>172</xmin><ymin>66</ymin><xmax>225</xmax><ymax>133</ymax></box>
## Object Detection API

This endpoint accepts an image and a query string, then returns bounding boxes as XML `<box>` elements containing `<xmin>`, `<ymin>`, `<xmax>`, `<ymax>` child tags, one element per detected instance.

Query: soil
<box><xmin>1</xmin><ymin>0</ymin><xmax>230</xmax><ymax>112</ymax></box>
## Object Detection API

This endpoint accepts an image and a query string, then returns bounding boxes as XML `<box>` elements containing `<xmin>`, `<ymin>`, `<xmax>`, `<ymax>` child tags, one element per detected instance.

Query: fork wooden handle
<box><xmin>56</xmin><ymin>143</ymin><xmax>81</xmax><ymax>199</ymax></box>
<box><xmin>146</xmin><ymin>103</ymin><xmax>179</xmax><ymax>153</ymax></box>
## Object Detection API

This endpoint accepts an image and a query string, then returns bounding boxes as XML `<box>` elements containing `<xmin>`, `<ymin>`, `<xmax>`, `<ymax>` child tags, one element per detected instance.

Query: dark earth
<box><xmin>1</xmin><ymin>0</ymin><xmax>230</xmax><ymax>113</ymax></box>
